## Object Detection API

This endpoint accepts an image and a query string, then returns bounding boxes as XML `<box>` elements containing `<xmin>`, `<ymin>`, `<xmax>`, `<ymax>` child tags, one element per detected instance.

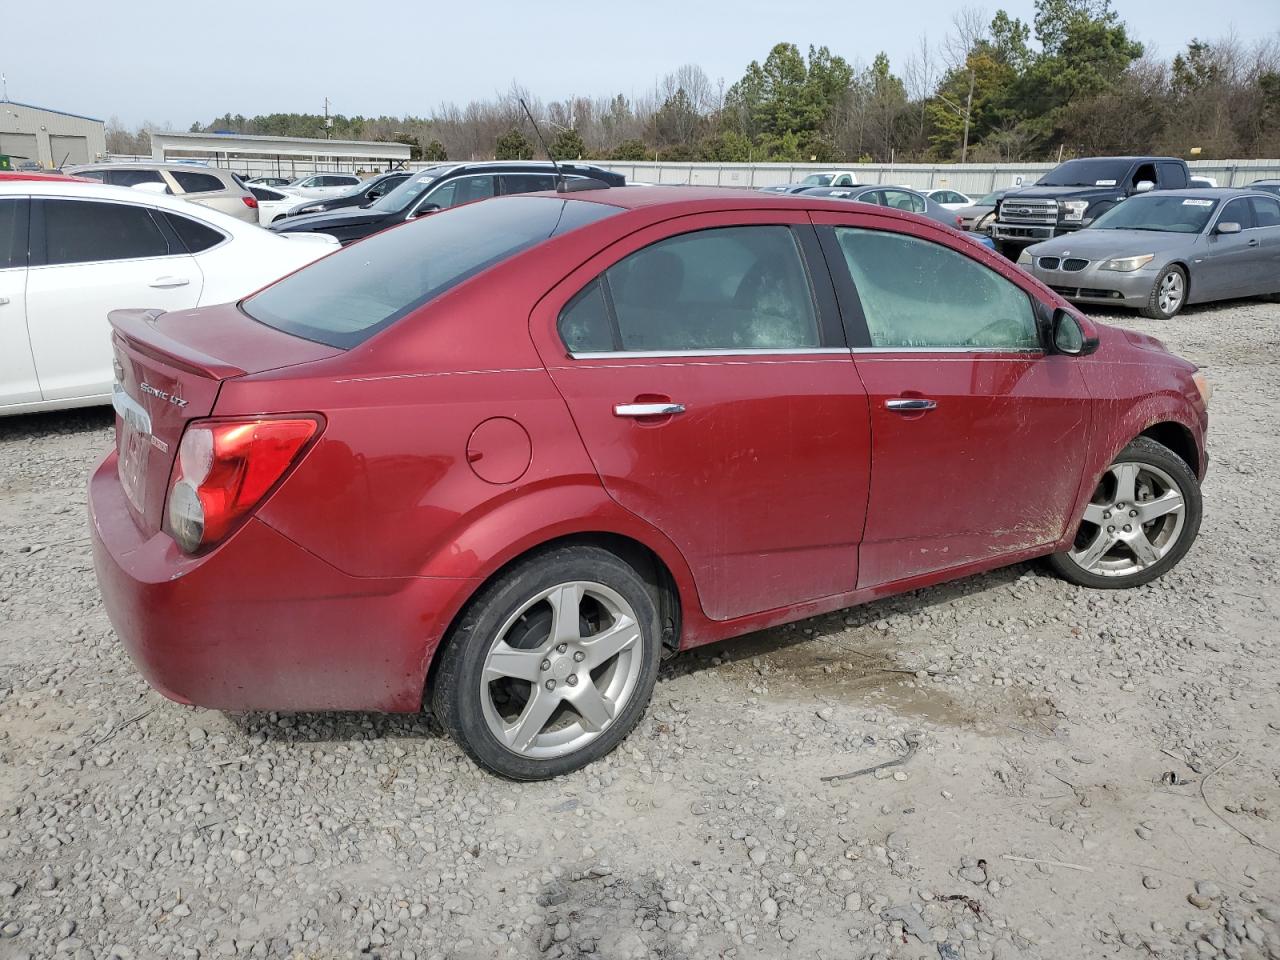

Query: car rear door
<box><xmin>1247</xmin><ymin>195</ymin><xmax>1280</xmax><ymax>295</ymax></box>
<box><xmin>25</xmin><ymin>196</ymin><xmax>202</xmax><ymax>402</ymax></box>
<box><xmin>1199</xmin><ymin>197</ymin><xmax>1258</xmax><ymax>300</ymax></box>
<box><xmin>812</xmin><ymin>209</ymin><xmax>1091</xmax><ymax>588</ymax></box>
<box><xmin>531</xmin><ymin>211</ymin><xmax>871</xmax><ymax>622</ymax></box>
<box><xmin>0</xmin><ymin>197</ymin><xmax>40</xmax><ymax>407</ymax></box>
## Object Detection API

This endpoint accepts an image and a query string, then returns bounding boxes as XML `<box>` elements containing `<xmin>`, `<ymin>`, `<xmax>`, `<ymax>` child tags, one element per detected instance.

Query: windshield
<box><xmin>976</xmin><ymin>190</ymin><xmax>1007</xmax><ymax>205</ymax></box>
<box><xmin>244</xmin><ymin>196</ymin><xmax>622</xmax><ymax>348</ymax></box>
<box><xmin>801</xmin><ymin>174</ymin><xmax>834</xmax><ymax>186</ymax></box>
<box><xmin>370</xmin><ymin>166</ymin><xmax>453</xmax><ymax>212</ymax></box>
<box><xmin>1037</xmin><ymin>159</ymin><xmax>1132</xmax><ymax>187</ymax></box>
<box><xmin>1089</xmin><ymin>195</ymin><xmax>1218</xmax><ymax>233</ymax></box>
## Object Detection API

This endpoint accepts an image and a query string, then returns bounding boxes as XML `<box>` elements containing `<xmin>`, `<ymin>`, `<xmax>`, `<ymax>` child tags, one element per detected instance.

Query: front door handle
<box><xmin>614</xmin><ymin>402</ymin><xmax>685</xmax><ymax>418</ymax></box>
<box><xmin>149</xmin><ymin>276</ymin><xmax>191</xmax><ymax>289</ymax></box>
<box><xmin>886</xmin><ymin>398</ymin><xmax>937</xmax><ymax>412</ymax></box>
<box><xmin>1247</xmin><ymin>238</ymin><xmax>1260</xmax><ymax>247</ymax></box>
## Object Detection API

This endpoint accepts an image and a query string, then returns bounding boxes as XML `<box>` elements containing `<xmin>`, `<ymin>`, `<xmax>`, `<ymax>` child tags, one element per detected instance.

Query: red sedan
<box><xmin>90</xmin><ymin>186</ymin><xmax>1209</xmax><ymax>779</ymax></box>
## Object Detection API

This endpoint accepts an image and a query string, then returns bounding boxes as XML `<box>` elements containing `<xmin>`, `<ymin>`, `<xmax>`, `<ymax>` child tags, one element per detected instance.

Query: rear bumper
<box><xmin>89</xmin><ymin>450</ymin><xmax>476</xmax><ymax>713</ymax></box>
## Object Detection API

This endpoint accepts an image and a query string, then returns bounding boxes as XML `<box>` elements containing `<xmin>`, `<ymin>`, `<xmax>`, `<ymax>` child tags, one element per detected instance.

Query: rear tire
<box><xmin>431</xmin><ymin>546</ymin><xmax>662</xmax><ymax>780</ymax></box>
<box><xmin>1139</xmin><ymin>264</ymin><xmax>1187</xmax><ymax>319</ymax></box>
<box><xmin>1047</xmin><ymin>437</ymin><xmax>1201</xmax><ymax>589</ymax></box>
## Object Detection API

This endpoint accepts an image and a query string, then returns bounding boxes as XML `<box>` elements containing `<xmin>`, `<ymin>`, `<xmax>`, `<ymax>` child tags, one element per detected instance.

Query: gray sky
<box><xmin>4</xmin><ymin>0</ymin><xmax>1278</xmax><ymax>128</ymax></box>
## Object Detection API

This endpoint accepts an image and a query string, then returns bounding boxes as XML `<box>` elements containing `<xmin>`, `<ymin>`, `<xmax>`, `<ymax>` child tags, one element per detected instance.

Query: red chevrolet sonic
<box><xmin>90</xmin><ymin>186</ymin><xmax>1209</xmax><ymax>779</ymax></box>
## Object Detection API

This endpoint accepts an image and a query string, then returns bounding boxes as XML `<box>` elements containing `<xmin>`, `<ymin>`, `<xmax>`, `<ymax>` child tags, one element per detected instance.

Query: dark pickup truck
<box><xmin>991</xmin><ymin>156</ymin><xmax>1191</xmax><ymax>258</ymax></box>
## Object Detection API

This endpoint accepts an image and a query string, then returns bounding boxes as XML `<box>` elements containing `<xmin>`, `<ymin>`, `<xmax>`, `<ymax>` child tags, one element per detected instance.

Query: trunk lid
<box><xmin>108</xmin><ymin>305</ymin><xmax>341</xmax><ymax>536</ymax></box>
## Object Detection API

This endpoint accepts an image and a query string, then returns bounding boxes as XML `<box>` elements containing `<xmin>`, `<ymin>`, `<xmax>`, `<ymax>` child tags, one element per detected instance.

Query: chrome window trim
<box><xmin>568</xmin><ymin>347</ymin><xmax>850</xmax><ymax>360</ymax></box>
<box><xmin>850</xmin><ymin>346</ymin><xmax>1045</xmax><ymax>355</ymax></box>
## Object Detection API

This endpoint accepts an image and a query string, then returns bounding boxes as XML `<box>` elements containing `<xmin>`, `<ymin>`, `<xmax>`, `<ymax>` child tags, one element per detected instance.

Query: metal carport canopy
<box><xmin>150</xmin><ymin>131</ymin><xmax>411</xmax><ymax>164</ymax></box>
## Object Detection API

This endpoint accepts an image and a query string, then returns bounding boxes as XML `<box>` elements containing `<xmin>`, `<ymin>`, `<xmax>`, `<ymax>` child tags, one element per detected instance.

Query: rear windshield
<box><xmin>1089</xmin><ymin>194</ymin><xmax>1218</xmax><ymax>233</ymax></box>
<box><xmin>1037</xmin><ymin>159</ymin><xmax>1133</xmax><ymax>187</ymax></box>
<box><xmin>243</xmin><ymin>195</ymin><xmax>621</xmax><ymax>348</ymax></box>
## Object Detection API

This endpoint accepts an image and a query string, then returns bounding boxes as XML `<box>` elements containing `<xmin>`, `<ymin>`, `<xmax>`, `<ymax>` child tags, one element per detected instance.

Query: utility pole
<box><xmin>1</xmin><ymin>74</ymin><xmax>7</xmax><ymax>101</ymax></box>
<box><xmin>324</xmin><ymin>97</ymin><xmax>332</xmax><ymax>140</ymax></box>
<box><xmin>960</xmin><ymin>69</ymin><xmax>975</xmax><ymax>163</ymax></box>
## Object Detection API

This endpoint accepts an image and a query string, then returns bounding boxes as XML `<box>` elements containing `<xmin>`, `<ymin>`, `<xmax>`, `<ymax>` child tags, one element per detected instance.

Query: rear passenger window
<box><xmin>164</xmin><ymin>212</ymin><xmax>225</xmax><ymax>253</ymax></box>
<box><xmin>41</xmin><ymin>199</ymin><xmax>171</xmax><ymax>265</ymax></box>
<box><xmin>171</xmin><ymin>171</ymin><xmax>224</xmax><ymax>194</ymax></box>
<box><xmin>836</xmin><ymin>228</ymin><xmax>1038</xmax><ymax>350</ymax></box>
<box><xmin>559</xmin><ymin>226</ymin><xmax>820</xmax><ymax>354</ymax></box>
<box><xmin>104</xmin><ymin>169</ymin><xmax>166</xmax><ymax>188</ymax></box>
<box><xmin>1248</xmin><ymin>196</ymin><xmax>1280</xmax><ymax>227</ymax></box>
<box><xmin>0</xmin><ymin>198</ymin><xmax>28</xmax><ymax>269</ymax></box>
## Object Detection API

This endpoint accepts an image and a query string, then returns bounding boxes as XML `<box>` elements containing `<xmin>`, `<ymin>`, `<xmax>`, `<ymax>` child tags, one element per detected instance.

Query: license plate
<box><xmin>113</xmin><ymin>384</ymin><xmax>151</xmax><ymax>513</ymax></box>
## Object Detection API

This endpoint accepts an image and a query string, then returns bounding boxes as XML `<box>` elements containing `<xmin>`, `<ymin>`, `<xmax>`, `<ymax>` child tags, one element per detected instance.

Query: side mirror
<box><xmin>1216</xmin><ymin>221</ymin><xmax>1241</xmax><ymax>235</ymax></box>
<box><xmin>1052</xmin><ymin>308</ymin><xmax>1100</xmax><ymax>356</ymax></box>
<box><xmin>1134</xmin><ymin>180</ymin><xmax>1155</xmax><ymax>193</ymax></box>
<box><xmin>412</xmin><ymin>203</ymin><xmax>441</xmax><ymax>218</ymax></box>
<box><xmin>367</xmin><ymin>189</ymin><xmax>383</xmax><ymax>200</ymax></box>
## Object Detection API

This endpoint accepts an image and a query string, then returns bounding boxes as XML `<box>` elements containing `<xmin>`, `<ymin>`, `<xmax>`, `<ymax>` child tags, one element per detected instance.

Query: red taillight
<box><xmin>955</xmin><ymin>215</ymin><xmax>964</xmax><ymax>227</ymax></box>
<box><xmin>164</xmin><ymin>417</ymin><xmax>318</xmax><ymax>553</ymax></box>
<box><xmin>243</xmin><ymin>195</ymin><xmax>258</xmax><ymax>209</ymax></box>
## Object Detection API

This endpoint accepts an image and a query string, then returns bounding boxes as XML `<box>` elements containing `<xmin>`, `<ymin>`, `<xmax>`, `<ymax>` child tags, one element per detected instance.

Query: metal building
<box><xmin>147</xmin><ymin>131</ymin><xmax>411</xmax><ymax>179</ymax></box>
<box><xmin>0</xmin><ymin>99</ymin><xmax>107</xmax><ymax>168</ymax></box>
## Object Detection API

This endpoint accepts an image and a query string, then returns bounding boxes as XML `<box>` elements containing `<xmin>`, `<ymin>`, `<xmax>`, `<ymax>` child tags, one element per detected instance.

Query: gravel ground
<box><xmin>1</xmin><ymin>300</ymin><xmax>1277</xmax><ymax>960</ymax></box>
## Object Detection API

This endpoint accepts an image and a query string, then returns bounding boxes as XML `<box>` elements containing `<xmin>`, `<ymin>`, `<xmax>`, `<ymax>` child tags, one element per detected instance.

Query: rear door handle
<box><xmin>614</xmin><ymin>402</ymin><xmax>685</xmax><ymax>418</ymax></box>
<box><xmin>149</xmin><ymin>276</ymin><xmax>190</xmax><ymax>288</ymax></box>
<box><xmin>885</xmin><ymin>398</ymin><xmax>937</xmax><ymax>412</ymax></box>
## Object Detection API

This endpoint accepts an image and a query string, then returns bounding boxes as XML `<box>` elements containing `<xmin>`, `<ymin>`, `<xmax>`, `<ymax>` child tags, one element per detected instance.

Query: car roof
<box><xmin>1134</xmin><ymin>187</ymin><xmax>1268</xmax><ymax>198</ymax></box>
<box><xmin>67</xmin><ymin>161</ymin><xmax>234</xmax><ymax>174</ymax></box>
<box><xmin>0</xmin><ymin>171</ymin><xmax>90</xmax><ymax>183</ymax></box>
<box><xmin>0</xmin><ymin>179</ymin><xmax>252</xmax><ymax>226</ymax></box>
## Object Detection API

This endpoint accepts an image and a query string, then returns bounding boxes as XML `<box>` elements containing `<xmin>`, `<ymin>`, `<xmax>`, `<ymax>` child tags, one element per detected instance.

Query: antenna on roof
<box><xmin>518</xmin><ymin>97</ymin><xmax>566</xmax><ymax>190</ymax></box>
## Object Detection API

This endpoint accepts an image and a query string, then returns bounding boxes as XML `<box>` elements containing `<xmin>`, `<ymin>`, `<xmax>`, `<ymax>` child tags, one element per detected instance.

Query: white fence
<box><xmin>105</xmin><ymin>153</ymin><xmax>1280</xmax><ymax>190</ymax></box>
<box><xmin>590</xmin><ymin>159</ymin><xmax>1280</xmax><ymax>192</ymax></box>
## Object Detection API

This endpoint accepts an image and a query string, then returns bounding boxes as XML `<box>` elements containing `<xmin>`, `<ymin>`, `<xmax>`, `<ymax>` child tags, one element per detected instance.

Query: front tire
<box><xmin>431</xmin><ymin>546</ymin><xmax>662</xmax><ymax>780</ymax></box>
<box><xmin>1048</xmin><ymin>437</ymin><xmax>1201</xmax><ymax>589</ymax></box>
<box><xmin>1139</xmin><ymin>264</ymin><xmax>1187</xmax><ymax>319</ymax></box>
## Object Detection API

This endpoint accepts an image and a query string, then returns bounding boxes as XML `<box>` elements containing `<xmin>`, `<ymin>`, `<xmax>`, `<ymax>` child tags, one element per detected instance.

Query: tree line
<box><xmin>108</xmin><ymin>0</ymin><xmax>1280</xmax><ymax>165</ymax></box>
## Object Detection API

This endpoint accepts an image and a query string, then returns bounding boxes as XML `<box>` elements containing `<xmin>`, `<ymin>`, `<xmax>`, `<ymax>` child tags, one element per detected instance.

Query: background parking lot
<box><xmin>1</xmin><ymin>302</ymin><xmax>1277</xmax><ymax>960</ymax></box>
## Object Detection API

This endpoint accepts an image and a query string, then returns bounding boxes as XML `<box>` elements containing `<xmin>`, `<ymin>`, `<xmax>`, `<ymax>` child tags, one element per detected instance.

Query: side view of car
<box><xmin>248</xmin><ymin>184</ymin><xmax>302</xmax><ymax>225</ymax></box>
<box><xmin>247</xmin><ymin>176</ymin><xmax>292</xmax><ymax>187</ymax></box>
<box><xmin>1018</xmin><ymin>188</ymin><xmax>1280</xmax><ymax>318</ymax></box>
<box><xmin>272</xmin><ymin>161</ymin><xmax>626</xmax><ymax>244</ymax></box>
<box><xmin>282</xmin><ymin>173</ymin><xmax>363</xmax><ymax>199</ymax></box>
<box><xmin>798</xmin><ymin>184</ymin><xmax>964</xmax><ymax>228</ymax></box>
<box><xmin>925</xmin><ymin>188</ymin><xmax>974</xmax><ymax>210</ymax></box>
<box><xmin>67</xmin><ymin>162</ymin><xmax>259</xmax><ymax>223</ymax></box>
<box><xmin>91</xmin><ymin>186</ymin><xmax>1209</xmax><ymax>781</ymax></box>
<box><xmin>956</xmin><ymin>188</ymin><xmax>1014</xmax><ymax>232</ymax></box>
<box><xmin>282</xmin><ymin>171</ymin><xmax>412</xmax><ymax>217</ymax></box>
<box><xmin>0</xmin><ymin>180</ymin><xmax>339</xmax><ymax>415</ymax></box>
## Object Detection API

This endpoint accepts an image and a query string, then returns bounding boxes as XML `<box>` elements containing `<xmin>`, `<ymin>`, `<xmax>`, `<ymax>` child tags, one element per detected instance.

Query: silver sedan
<box><xmin>1018</xmin><ymin>188</ymin><xmax>1280</xmax><ymax>319</ymax></box>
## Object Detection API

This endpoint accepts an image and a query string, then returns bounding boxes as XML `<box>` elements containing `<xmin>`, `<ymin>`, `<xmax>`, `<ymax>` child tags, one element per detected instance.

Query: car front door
<box><xmin>1199</xmin><ymin>197</ymin><xmax>1257</xmax><ymax>300</ymax></box>
<box><xmin>25</xmin><ymin>197</ymin><xmax>202</xmax><ymax>403</ymax></box>
<box><xmin>531</xmin><ymin>212</ymin><xmax>871</xmax><ymax>622</ymax></box>
<box><xmin>812</xmin><ymin>210</ymin><xmax>1092</xmax><ymax>588</ymax></box>
<box><xmin>0</xmin><ymin>197</ymin><xmax>40</xmax><ymax>407</ymax></box>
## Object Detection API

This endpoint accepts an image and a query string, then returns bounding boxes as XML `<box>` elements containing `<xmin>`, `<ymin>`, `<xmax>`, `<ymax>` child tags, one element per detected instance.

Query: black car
<box><xmin>283</xmin><ymin>170</ymin><xmax>413</xmax><ymax>218</ymax></box>
<box><xmin>271</xmin><ymin>162</ymin><xmax>626</xmax><ymax>244</ymax></box>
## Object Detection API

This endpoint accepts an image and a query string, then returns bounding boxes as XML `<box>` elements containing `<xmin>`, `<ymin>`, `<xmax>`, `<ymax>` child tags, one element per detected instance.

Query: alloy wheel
<box><xmin>479</xmin><ymin>581</ymin><xmax>643</xmax><ymax>759</ymax></box>
<box><xmin>1158</xmin><ymin>271</ymin><xmax>1184</xmax><ymax>315</ymax></box>
<box><xmin>1069</xmin><ymin>461</ymin><xmax>1186</xmax><ymax>578</ymax></box>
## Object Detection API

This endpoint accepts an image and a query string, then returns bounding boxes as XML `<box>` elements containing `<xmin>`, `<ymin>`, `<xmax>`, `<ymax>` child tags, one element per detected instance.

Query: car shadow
<box><xmin>0</xmin><ymin>406</ymin><xmax>114</xmax><ymax>439</ymax></box>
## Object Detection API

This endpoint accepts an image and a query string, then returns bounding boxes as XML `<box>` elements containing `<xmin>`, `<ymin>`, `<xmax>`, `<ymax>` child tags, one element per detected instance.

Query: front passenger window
<box><xmin>836</xmin><ymin>228</ymin><xmax>1038</xmax><ymax>350</ymax></box>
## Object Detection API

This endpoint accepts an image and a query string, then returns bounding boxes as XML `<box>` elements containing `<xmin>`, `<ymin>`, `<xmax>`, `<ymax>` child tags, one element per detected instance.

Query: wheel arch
<box><xmin>421</xmin><ymin>530</ymin><xmax>686</xmax><ymax>706</ymax></box>
<box><xmin>1139</xmin><ymin>420</ymin><xmax>1200</xmax><ymax>476</ymax></box>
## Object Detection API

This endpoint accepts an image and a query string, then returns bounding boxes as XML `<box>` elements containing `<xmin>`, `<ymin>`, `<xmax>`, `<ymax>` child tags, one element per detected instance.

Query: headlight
<box><xmin>297</xmin><ymin>205</ymin><xmax>321</xmax><ymax>215</ymax></box>
<box><xmin>1017</xmin><ymin>249</ymin><xmax>1033</xmax><ymax>266</ymax></box>
<box><xmin>1061</xmin><ymin>200</ymin><xmax>1090</xmax><ymax>222</ymax></box>
<box><xmin>1099</xmin><ymin>254</ymin><xmax>1155</xmax><ymax>272</ymax></box>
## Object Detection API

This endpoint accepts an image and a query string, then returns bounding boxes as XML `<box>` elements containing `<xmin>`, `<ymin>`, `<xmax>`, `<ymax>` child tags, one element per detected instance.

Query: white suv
<box><xmin>282</xmin><ymin>173</ymin><xmax>363</xmax><ymax>199</ymax></box>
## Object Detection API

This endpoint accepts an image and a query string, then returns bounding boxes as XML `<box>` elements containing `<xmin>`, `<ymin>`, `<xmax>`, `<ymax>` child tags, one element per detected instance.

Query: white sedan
<box><xmin>248</xmin><ymin>184</ymin><xmax>306</xmax><ymax>225</ymax></box>
<box><xmin>925</xmin><ymin>188</ymin><xmax>976</xmax><ymax>210</ymax></box>
<box><xmin>282</xmin><ymin>173</ymin><xmax>363</xmax><ymax>199</ymax></box>
<box><xmin>0</xmin><ymin>180</ymin><xmax>339</xmax><ymax>416</ymax></box>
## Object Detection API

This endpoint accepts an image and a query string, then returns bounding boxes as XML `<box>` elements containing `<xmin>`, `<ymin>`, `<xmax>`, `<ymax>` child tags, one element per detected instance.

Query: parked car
<box><xmin>281</xmin><ymin>173</ymin><xmax>363</xmax><ymax>199</ymax></box>
<box><xmin>759</xmin><ymin>183</ymin><xmax>826</xmax><ymax>195</ymax></box>
<box><xmin>66</xmin><ymin>162</ymin><xmax>259</xmax><ymax>223</ymax></box>
<box><xmin>247</xmin><ymin>176</ymin><xmax>293</xmax><ymax>187</ymax></box>
<box><xmin>90</xmin><ymin>186</ymin><xmax>1209</xmax><ymax>780</ymax></box>
<box><xmin>1247</xmin><ymin>178</ymin><xmax>1280</xmax><ymax>198</ymax></box>
<box><xmin>1018</xmin><ymin>188</ymin><xmax>1280</xmax><ymax>318</ymax></box>
<box><xmin>0</xmin><ymin>171</ymin><xmax>91</xmax><ymax>183</ymax></box>
<box><xmin>1188</xmin><ymin>175</ymin><xmax>1219</xmax><ymax>188</ymax></box>
<box><xmin>0</xmin><ymin>180</ymin><xmax>339</xmax><ymax>415</ymax></box>
<box><xmin>956</xmin><ymin>188</ymin><xmax>1014</xmax><ymax>232</ymax></box>
<box><xmin>248</xmin><ymin>185</ymin><xmax>303</xmax><ymax>225</ymax></box>
<box><xmin>272</xmin><ymin>162</ymin><xmax>625</xmax><ymax>244</ymax></box>
<box><xmin>991</xmin><ymin>156</ymin><xmax>1192</xmax><ymax>258</ymax></box>
<box><xmin>925</xmin><ymin>188</ymin><xmax>974</xmax><ymax>210</ymax></box>
<box><xmin>282</xmin><ymin>171</ymin><xmax>412</xmax><ymax>217</ymax></box>
<box><xmin>799</xmin><ymin>184</ymin><xmax>964</xmax><ymax>229</ymax></box>
<box><xmin>799</xmin><ymin>171</ymin><xmax>860</xmax><ymax>187</ymax></box>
